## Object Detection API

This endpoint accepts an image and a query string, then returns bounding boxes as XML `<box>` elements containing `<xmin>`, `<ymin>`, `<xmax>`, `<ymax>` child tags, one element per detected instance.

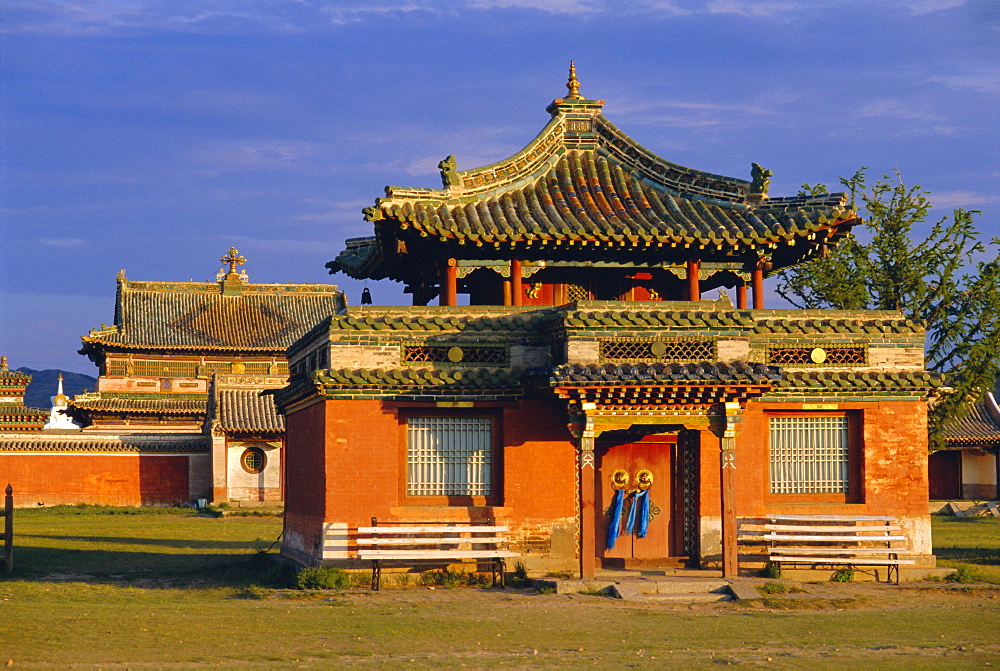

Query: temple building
<box><xmin>931</xmin><ymin>391</ymin><xmax>1000</xmax><ymax>501</ymax></box>
<box><xmin>0</xmin><ymin>357</ymin><xmax>48</xmax><ymax>432</ymax></box>
<box><xmin>0</xmin><ymin>250</ymin><xmax>345</xmax><ymax>506</ymax></box>
<box><xmin>277</xmin><ymin>66</ymin><xmax>943</xmax><ymax>578</ymax></box>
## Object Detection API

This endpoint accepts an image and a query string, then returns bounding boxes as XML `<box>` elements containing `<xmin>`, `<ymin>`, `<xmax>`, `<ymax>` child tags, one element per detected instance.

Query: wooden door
<box><xmin>928</xmin><ymin>450</ymin><xmax>962</xmax><ymax>500</ymax></box>
<box><xmin>597</xmin><ymin>436</ymin><xmax>676</xmax><ymax>561</ymax></box>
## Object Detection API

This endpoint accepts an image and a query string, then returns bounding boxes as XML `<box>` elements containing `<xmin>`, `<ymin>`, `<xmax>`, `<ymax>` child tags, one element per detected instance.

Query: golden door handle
<box><xmin>635</xmin><ymin>469</ymin><xmax>653</xmax><ymax>491</ymax></box>
<box><xmin>610</xmin><ymin>469</ymin><xmax>630</xmax><ymax>491</ymax></box>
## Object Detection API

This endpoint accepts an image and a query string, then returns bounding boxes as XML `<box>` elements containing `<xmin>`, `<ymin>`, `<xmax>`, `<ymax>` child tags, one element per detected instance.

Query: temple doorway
<box><xmin>596</xmin><ymin>434</ymin><xmax>683</xmax><ymax>568</ymax></box>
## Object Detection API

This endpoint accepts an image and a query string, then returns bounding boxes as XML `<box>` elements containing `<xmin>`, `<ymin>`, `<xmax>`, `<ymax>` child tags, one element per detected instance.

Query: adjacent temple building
<box><xmin>0</xmin><ymin>250</ymin><xmax>345</xmax><ymax>506</ymax></box>
<box><xmin>275</xmin><ymin>66</ymin><xmax>943</xmax><ymax>577</ymax></box>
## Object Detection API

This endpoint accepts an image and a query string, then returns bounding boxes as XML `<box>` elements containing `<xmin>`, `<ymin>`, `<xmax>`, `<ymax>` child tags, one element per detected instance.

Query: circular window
<box><xmin>241</xmin><ymin>447</ymin><xmax>267</xmax><ymax>474</ymax></box>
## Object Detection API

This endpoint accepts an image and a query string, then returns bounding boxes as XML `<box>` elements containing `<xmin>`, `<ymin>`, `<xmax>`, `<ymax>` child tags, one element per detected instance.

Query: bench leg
<box><xmin>371</xmin><ymin>559</ymin><xmax>381</xmax><ymax>591</ymax></box>
<box><xmin>492</xmin><ymin>558</ymin><xmax>506</xmax><ymax>588</ymax></box>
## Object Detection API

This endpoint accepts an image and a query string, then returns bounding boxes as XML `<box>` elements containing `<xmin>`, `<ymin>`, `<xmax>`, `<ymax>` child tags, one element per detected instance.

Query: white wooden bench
<box><xmin>755</xmin><ymin>514</ymin><xmax>915</xmax><ymax>584</ymax></box>
<box><xmin>356</xmin><ymin>518</ymin><xmax>520</xmax><ymax>590</ymax></box>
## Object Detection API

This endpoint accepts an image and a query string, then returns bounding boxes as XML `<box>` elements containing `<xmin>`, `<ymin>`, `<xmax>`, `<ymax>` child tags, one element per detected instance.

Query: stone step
<box><xmin>641</xmin><ymin>592</ymin><xmax>732</xmax><ymax>603</ymax></box>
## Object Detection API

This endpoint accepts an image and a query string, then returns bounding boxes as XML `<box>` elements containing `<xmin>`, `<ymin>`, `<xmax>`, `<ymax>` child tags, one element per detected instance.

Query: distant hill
<box><xmin>17</xmin><ymin>368</ymin><xmax>97</xmax><ymax>409</ymax></box>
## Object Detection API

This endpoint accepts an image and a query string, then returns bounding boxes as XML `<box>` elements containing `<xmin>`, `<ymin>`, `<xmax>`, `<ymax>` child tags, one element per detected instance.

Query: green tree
<box><xmin>776</xmin><ymin>169</ymin><xmax>1000</xmax><ymax>450</ymax></box>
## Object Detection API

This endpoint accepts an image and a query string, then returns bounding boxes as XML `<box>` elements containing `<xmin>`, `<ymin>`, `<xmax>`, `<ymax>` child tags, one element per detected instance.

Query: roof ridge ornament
<box><xmin>219</xmin><ymin>247</ymin><xmax>248</xmax><ymax>295</ymax></box>
<box><xmin>566</xmin><ymin>60</ymin><xmax>582</xmax><ymax>100</ymax></box>
<box><xmin>546</xmin><ymin>61</ymin><xmax>605</xmax><ymax>118</ymax></box>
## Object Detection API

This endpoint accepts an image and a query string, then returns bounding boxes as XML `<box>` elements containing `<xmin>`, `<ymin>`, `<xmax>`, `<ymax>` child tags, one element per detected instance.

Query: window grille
<box><xmin>407</xmin><ymin>416</ymin><xmax>492</xmax><ymax>496</ymax></box>
<box><xmin>107</xmin><ymin>359</ymin><xmax>285</xmax><ymax>378</ymax></box>
<box><xmin>566</xmin><ymin>284</ymin><xmax>589</xmax><ymax>302</ymax></box>
<box><xmin>600</xmin><ymin>339</ymin><xmax>715</xmax><ymax>363</ymax></box>
<box><xmin>767</xmin><ymin>346</ymin><xmax>867</xmax><ymax>366</ymax></box>
<box><xmin>403</xmin><ymin>345</ymin><xmax>507</xmax><ymax>365</ymax></box>
<box><xmin>769</xmin><ymin>416</ymin><xmax>849</xmax><ymax>494</ymax></box>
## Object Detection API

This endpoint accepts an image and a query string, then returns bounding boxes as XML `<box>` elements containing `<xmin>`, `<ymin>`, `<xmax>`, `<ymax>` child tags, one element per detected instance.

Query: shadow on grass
<box><xmin>19</xmin><ymin>534</ymin><xmax>262</xmax><ymax>550</ymax></box>
<box><xmin>1</xmin><ymin>545</ymin><xmax>297</xmax><ymax>588</ymax></box>
<box><xmin>933</xmin><ymin>546</ymin><xmax>1000</xmax><ymax>565</ymax></box>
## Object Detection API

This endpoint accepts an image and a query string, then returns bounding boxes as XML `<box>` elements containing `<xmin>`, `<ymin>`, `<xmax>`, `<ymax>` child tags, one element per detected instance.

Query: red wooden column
<box><xmin>579</xmin><ymin>440</ymin><xmax>596</xmax><ymax>578</ymax></box>
<box><xmin>736</xmin><ymin>281</ymin><xmax>748</xmax><ymax>309</ymax></box>
<box><xmin>511</xmin><ymin>259</ymin><xmax>523</xmax><ymax>307</ymax></box>
<box><xmin>570</xmin><ymin>412</ymin><xmax>597</xmax><ymax>579</ymax></box>
<box><xmin>718</xmin><ymin>403</ymin><xmax>742</xmax><ymax>578</ymax></box>
<box><xmin>751</xmin><ymin>267</ymin><xmax>765</xmax><ymax>309</ymax></box>
<box><xmin>440</xmin><ymin>259</ymin><xmax>458</xmax><ymax>306</ymax></box>
<box><xmin>687</xmin><ymin>260</ymin><xmax>701</xmax><ymax>301</ymax></box>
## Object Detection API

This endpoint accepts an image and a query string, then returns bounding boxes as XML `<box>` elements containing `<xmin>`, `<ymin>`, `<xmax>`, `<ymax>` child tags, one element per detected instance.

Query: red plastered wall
<box><xmin>0</xmin><ymin>454</ymin><xmax>189</xmax><ymax>506</ymax></box>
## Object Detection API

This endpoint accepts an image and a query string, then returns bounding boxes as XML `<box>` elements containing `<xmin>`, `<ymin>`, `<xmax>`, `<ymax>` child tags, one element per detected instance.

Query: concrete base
<box><xmin>774</xmin><ymin>566</ymin><xmax>953</xmax><ymax>583</ymax></box>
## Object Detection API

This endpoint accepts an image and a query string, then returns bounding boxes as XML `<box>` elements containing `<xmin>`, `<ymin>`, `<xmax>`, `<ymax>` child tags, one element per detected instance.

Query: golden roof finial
<box><xmin>0</xmin><ymin>356</ymin><xmax>7</xmax><ymax>371</ymax></box>
<box><xmin>566</xmin><ymin>60</ymin><xmax>582</xmax><ymax>100</ymax></box>
<box><xmin>220</xmin><ymin>247</ymin><xmax>246</xmax><ymax>276</ymax></box>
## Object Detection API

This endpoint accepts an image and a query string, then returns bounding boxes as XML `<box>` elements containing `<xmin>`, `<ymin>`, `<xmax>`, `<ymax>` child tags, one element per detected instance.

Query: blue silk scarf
<box><xmin>625</xmin><ymin>490</ymin><xmax>650</xmax><ymax>539</ymax></box>
<box><xmin>606</xmin><ymin>488</ymin><xmax>625</xmax><ymax>549</ymax></box>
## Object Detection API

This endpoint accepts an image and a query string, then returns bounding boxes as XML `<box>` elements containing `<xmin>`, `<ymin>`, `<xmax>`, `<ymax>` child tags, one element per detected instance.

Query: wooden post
<box><xmin>502</xmin><ymin>281</ymin><xmax>512</xmax><ymax>306</ymax></box>
<box><xmin>719</xmin><ymin>404</ymin><xmax>741</xmax><ymax>578</ymax></box>
<box><xmin>578</xmin><ymin>443</ymin><xmax>596</xmax><ymax>579</ymax></box>
<box><xmin>440</xmin><ymin>259</ymin><xmax>458</xmax><ymax>306</ymax></box>
<box><xmin>736</xmin><ymin>282</ymin><xmax>748</xmax><ymax>309</ymax></box>
<box><xmin>511</xmin><ymin>259</ymin><xmax>523</xmax><ymax>307</ymax></box>
<box><xmin>687</xmin><ymin>260</ymin><xmax>700</xmax><ymax>301</ymax></box>
<box><xmin>3</xmin><ymin>484</ymin><xmax>12</xmax><ymax>573</ymax></box>
<box><xmin>720</xmin><ymin>445</ymin><xmax>737</xmax><ymax>577</ymax></box>
<box><xmin>752</xmin><ymin>267</ymin><xmax>764</xmax><ymax>309</ymax></box>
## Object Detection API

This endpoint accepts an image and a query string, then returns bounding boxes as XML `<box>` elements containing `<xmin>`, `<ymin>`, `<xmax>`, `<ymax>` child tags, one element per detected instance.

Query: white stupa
<box><xmin>44</xmin><ymin>374</ymin><xmax>80</xmax><ymax>430</ymax></box>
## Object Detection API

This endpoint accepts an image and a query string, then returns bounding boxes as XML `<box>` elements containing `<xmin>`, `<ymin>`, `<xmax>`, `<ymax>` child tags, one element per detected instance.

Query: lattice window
<box><xmin>403</xmin><ymin>345</ymin><xmax>507</xmax><ymax>366</ymax></box>
<box><xmin>566</xmin><ymin>284</ymin><xmax>589</xmax><ymax>301</ymax></box>
<box><xmin>769</xmin><ymin>416</ymin><xmax>849</xmax><ymax>494</ymax></box>
<box><xmin>601</xmin><ymin>339</ymin><xmax>716</xmax><ymax>363</ymax></box>
<box><xmin>767</xmin><ymin>346</ymin><xmax>867</xmax><ymax>366</ymax></box>
<box><xmin>407</xmin><ymin>416</ymin><xmax>492</xmax><ymax>496</ymax></box>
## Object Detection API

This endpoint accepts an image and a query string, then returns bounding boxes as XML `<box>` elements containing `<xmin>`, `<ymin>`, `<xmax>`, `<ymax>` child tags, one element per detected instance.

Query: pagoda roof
<box><xmin>80</xmin><ymin>261</ymin><xmax>346</xmax><ymax>356</ymax></box>
<box><xmin>0</xmin><ymin>356</ymin><xmax>32</xmax><ymax>393</ymax></box>
<box><xmin>330</xmin><ymin>71</ymin><xmax>859</xmax><ymax>285</ymax></box>
<box><xmin>0</xmin><ymin>404</ymin><xmax>48</xmax><ymax>431</ymax></box>
<box><xmin>942</xmin><ymin>392</ymin><xmax>1000</xmax><ymax>447</ymax></box>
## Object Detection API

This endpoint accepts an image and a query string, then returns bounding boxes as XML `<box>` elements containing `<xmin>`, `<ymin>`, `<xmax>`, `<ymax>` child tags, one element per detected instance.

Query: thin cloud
<box><xmin>705</xmin><ymin>0</ymin><xmax>811</xmax><ymax>18</ymax></box>
<box><xmin>906</xmin><ymin>0</ymin><xmax>965</xmax><ymax>15</ymax></box>
<box><xmin>853</xmin><ymin>100</ymin><xmax>945</xmax><ymax>123</ymax></box>
<box><xmin>466</xmin><ymin>0</ymin><xmax>603</xmax><ymax>13</ymax></box>
<box><xmin>191</xmin><ymin>140</ymin><xmax>316</xmax><ymax>174</ymax></box>
<box><xmin>319</xmin><ymin>3</ymin><xmax>436</xmax><ymax>25</ymax></box>
<box><xmin>39</xmin><ymin>238</ymin><xmax>87</xmax><ymax>248</ymax></box>
<box><xmin>295</xmin><ymin>200</ymin><xmax>373</xmax><ymax>223</ymax></box>
<box><xmin>930</xmin><ymin>190</ymin><xmax>999</xmax><ymax>208</ymax></box>
<box><xmin>926</xmin><ymin>70</ymin><xmax>1000</xmax><ymax>95</ymax></box>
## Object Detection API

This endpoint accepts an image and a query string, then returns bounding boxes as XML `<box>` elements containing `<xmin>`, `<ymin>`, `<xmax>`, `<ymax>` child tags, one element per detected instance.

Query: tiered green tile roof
<box><xmin>329</xmin><ymin>68</ymin><xmax>859</xmax><ymax>285</ymax></box>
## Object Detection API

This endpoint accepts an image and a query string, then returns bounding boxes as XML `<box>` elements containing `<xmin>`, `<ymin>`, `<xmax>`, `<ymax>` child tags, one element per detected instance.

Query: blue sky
<box><xmin>2</xmin><ymin>0</ymin><xmax>997</xmax><ymax>374</ymax></box>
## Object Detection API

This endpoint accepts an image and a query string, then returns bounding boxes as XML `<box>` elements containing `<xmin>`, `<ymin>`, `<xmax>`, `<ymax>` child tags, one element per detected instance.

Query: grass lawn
<box><xmin>1</xmin><ymin>507</ymin><xmax>998</xmax><ymax>668</ymax></box>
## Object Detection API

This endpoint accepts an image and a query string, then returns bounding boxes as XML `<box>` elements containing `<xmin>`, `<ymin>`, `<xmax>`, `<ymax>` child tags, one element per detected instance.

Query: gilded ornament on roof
<box><xmin>566</xmin><ymin>60</ymin><xmax>582</xmax><ymax>100</ymax></box>
<box><xmin>220</xmin><ymin>247</ymin><xmax>246</xmax><ymax>276</ymax></box>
